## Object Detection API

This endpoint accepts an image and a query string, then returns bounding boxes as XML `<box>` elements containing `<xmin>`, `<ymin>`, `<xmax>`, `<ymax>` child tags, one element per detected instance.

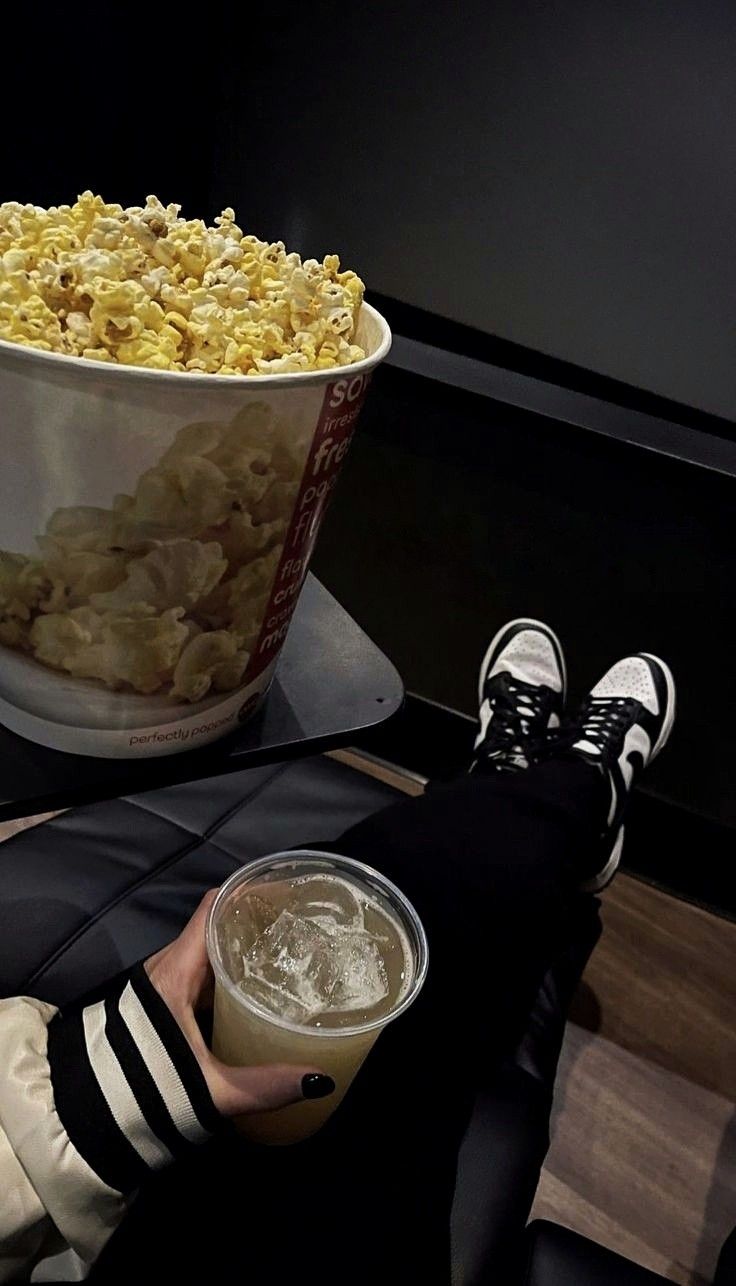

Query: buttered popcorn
<box><xmin>0</xmin><ymin>193</ymin><xmax>365</xmax><ymax>374</ymax></box>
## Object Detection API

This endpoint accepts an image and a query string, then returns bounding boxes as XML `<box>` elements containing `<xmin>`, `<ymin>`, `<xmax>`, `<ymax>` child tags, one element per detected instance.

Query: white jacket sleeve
<box><xmin>0</xmin><ymin>967</ymin><xmax>222</xmax><ymax>1282</ymax></box>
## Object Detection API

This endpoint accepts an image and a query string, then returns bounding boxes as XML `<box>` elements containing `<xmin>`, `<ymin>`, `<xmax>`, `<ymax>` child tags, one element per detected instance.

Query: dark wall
<box><xmin>207</xmin><ymin>0</ymin><xmax>736</xmax><ymax>419</ymax></box>
<box><xmin>1</xmin><ymin>14</ymin><xmax>213</xmax><ymax>214</ymax></box>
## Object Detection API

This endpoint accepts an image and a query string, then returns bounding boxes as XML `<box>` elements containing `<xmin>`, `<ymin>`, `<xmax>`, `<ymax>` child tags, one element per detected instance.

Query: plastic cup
<box><xmin>206</xmin><ymin>850</ymin><xmax>429</xmax><ymax>1145</ymax></box>
<box><xmin>0</xmin><ymin>305</ymin><xmax>390</xmax><ymax>757</ymax></box>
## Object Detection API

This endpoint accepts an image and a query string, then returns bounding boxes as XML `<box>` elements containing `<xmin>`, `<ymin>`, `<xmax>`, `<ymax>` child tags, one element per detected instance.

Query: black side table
<box><xmin>0</xmin><ymin>576</ymin><xmax>403</xmax><ymax>823</ymax></box>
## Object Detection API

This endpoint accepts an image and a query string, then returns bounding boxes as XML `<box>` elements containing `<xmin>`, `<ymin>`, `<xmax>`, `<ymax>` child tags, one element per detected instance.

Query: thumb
<box><xmin>205</xmin><ymin>1058</ymin><xmax>336</xmax><ymax>1117</ymax></box>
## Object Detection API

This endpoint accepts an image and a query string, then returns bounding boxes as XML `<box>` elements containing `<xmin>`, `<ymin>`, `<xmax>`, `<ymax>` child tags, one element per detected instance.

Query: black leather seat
<box><xmin>0</xmin><ymin>755</ymin><xmax>600</xmax><ymax>1286</ymax></box>
<box><xmin>521</xmin><ymin>1220</ymin><xmax>736</xmax><ymax>1285</ymax></box>
<box><xmin>521</xmin><ymin>1221</ymin><xmax>671</xmax><ymax>1285</ymax></box>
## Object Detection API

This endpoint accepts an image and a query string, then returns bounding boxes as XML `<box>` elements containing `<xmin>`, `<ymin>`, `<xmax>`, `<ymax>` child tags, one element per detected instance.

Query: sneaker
<box><xmin>566</xmin><ymin>653</ymin><xmax>676</xmax><ymax>891</ymax></box>
<box><xmin>472</xmin><ymin>618</ymin><xmax>567</xmax><ymax>773</ymax></box>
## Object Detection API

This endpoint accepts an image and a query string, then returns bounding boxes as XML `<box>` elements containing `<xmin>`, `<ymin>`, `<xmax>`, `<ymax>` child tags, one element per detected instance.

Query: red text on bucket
<box><xmin>246</xmin><ymin>372</ymin><xmax>372</xmax><ymax>678</ymax></box>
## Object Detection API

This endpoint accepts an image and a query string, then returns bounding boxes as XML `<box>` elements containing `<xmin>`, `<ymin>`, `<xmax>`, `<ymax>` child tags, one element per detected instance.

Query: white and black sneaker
<box><xmin>565</xmin><ymin>653</ymin><xmax>676</xmax><ymax>891</ymax></box>
<box><xmin>472</xmin><ymin>618</ymin><xmax>567</xmax><ymax>774</ymax></box>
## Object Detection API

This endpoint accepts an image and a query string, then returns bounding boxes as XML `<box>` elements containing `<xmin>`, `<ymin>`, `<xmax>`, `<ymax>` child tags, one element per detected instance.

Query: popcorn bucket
<box><xmin>0</xmin><ymin>304</ymin><xmax>390</xmax><ymax>757</ymax></box>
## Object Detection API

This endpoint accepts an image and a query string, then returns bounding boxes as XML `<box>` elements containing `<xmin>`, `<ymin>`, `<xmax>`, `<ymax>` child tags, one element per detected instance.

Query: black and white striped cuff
<box><xmin>47</xmin><ymin>963</ymin><xmax>222</xmax><ymax>1194</ymax></box>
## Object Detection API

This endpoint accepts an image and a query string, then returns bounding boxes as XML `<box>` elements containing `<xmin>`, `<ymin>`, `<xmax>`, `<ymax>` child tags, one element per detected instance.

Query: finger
<box><xmin>206</xmin><ymin>1059</ymin><xmax>336</xmax><ymax>1117</ymax></box>
<box><xmin>176</xmin><ymin>888</ymin><xmax>219</xmax><ymax>1007</ymax></box>
<box><xmin>148</xmin><ymin>889</ymin><xmax>219</xmax><ymax>1010</ymax></box>
<box><xmin>177</xmin><ymin>888</ymin><xmax>219</xmax><ymax>960</ymax></box>
<box><xmin>174</xmin><ymin>1007</ymin><xmax>332</xmax><ymax>1117</ymax></box>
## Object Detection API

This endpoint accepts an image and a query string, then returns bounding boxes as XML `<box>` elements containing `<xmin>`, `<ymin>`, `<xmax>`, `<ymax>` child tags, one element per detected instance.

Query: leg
<box><xmin>219</xmin><ymin>636</ymin><xmax>673</xmax><ymax>1281</ymax></box>
<box><xmin>93</xmin><ymin>628</ymin><xmax>676</xmax><ymax>1285</ymax></box>
<box><xmin>332</xmin><ymin>756</ymin><xmax>608</xmax><ymax>1061</ymax></box>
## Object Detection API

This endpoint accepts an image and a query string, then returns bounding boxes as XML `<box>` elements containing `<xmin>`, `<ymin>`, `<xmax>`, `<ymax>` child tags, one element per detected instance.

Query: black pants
<box><xmin>92</xmin><ymin>758</ymin><xmax>606</xmax><ymax>1285</ymax></box>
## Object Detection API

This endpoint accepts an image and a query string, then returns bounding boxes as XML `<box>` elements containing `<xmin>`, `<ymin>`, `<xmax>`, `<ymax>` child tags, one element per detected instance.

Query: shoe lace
<box><xmin>476</xmin><ymin>677</ymin><xmax>549</xmax><ymax>770</ymax></box>
<box><xmin>575</xmin><ymin>695</ymin><xmax>639</xmax><ymax>755</ymax></box>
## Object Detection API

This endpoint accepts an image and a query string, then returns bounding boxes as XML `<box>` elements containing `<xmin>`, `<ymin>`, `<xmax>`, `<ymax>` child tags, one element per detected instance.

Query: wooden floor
<box><xmin>2</xmin><ymin>756</ymin><xmax>734</xmax><ymax>1283</ymax></box>
<box><xmin>576</xmin><ymin>878</ymin><xmax>736</xmax><ymax>1104</ymax></box>
<box><xmin>534</xmin><ymin>878</ymin><xmax>736</xmax><ymax>1283</ymax></box>
<box><xmin>0</xmin><ymin>810</ymin><xmax>61</xmax><ymax>844</ymax></box>
<box><xmin>533</xmin><ymin>1024</ymin><xmax>736</xmax><ymax>1283</ymax></box>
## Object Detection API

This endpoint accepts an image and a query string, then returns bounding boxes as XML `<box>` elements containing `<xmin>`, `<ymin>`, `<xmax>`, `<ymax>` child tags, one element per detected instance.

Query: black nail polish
<box><xmin>302</xmin><ymin>1073</ymin><xmax>335</xmax><ymax>1099</ymax></box>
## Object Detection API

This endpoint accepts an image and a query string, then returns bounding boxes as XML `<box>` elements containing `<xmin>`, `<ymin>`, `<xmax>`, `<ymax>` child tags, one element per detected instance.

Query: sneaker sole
<box><xmin>638</xmin><ymin>653</ymin><xmax>677</xmax><ymax>759</ymax></box>
<box><xmin>582</xmin><ymin>823</ymin><xmax>625</xmax><ymax>894</ymax></box>
<box><xmin>477</xmin><ymin>617</ymin><xmax>567</xmax><ymax>708</ymax></box>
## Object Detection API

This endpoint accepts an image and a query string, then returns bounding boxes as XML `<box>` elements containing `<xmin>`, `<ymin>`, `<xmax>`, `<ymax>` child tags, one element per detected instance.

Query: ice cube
<box><xmin>219</xmin><ymin>892</ymin><xmax>279</xmax><ymax>983</ymax></box>
<box><xmin>241</xmin><ymin>888</ymin><xmax>391</xmax><ymax>1024</ymax></box>
<box><xmin>328</xmin><ymin>932</ymin><xmax>388</xmax><ymax>1014</ymax></box>
<box><xmin>242</xmin><ymin>910</ymin><xmax>339</xmax><ymax>1022</ymax></box>
<box><xmin>243</xmin><ymin>892</ymin><xmax>280</xmax><ymax>942</ymax></box>
<box><xmin>288</xmin><ymin>874</ymin><xmax>365</xmax><ymax>935</ymax></box>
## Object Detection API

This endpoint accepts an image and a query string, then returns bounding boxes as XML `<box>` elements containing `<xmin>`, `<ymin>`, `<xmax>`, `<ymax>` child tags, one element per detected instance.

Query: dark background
<box><xmin>2</xmin><ymin>2</ymin><xmax>734</xmax><ymax>839</ymax></box>
<box><xmin>5</xmin><ymin>1</ymin><xmax>736</xmax><ymax>418</ymax></box>
<box><xmin>209</xmin><ymin>0</ymin><xmax>736</xmax><ymax>420</ymax></box>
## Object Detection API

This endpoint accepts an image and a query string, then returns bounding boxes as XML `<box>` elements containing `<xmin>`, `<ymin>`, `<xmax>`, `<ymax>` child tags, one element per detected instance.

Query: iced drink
<box><xmin>206</xmin><ymin>851</ymin><xmax>428</xmax><ymax>1144</ymax></box>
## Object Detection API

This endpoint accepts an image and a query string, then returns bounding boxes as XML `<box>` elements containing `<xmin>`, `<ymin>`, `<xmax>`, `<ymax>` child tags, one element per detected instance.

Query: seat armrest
<box><xmin>451</xmin><ymin>1069</ymin><xmax>553</xmax><ymax>1285</ymax></box>
<box><xmin>715</xmin><ymin>1224</ymin><xmax>736</xmax><ymax>1284</ymax></box>
<box><xmin>521</xmin><ymin>1221</ymin><xmax>670</xmax><ymax>1286</ymax></box>
<box><xmin>451</xmin><ymin>902</ymin><xmax>601</xmax><ymax>1286</ymax></box>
